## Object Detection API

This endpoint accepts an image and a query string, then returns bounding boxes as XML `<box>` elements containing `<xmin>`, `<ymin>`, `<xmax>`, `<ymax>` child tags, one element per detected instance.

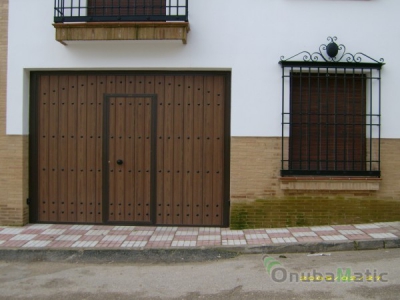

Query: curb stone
<box><xmin>241</xmin><ymin>241</ymin><xmax>356</xmax><ymax>254</ymax></box>
<box><xmin>384</xmin><ymin>239</ymin><xmax>400</xmax><ymax>249</ymax></box>
<box><xmin>355</xmin><ymin>240</ymin><xmax>384</xmax><ymax>250</ymax></box>
<box><xmin>0</xmin><ymin>238</ymin><xmax>398</xmax><ymax>263</ymax></box>
<box><xmin>0</xmin><ymin>248</ymin><xmax>240</xmax><ymax>263</ymax></box>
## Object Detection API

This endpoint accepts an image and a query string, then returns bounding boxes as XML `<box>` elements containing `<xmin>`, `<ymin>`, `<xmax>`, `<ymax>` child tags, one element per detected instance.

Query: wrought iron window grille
<box><xmin>279</xmin><ymin>37</ymin><xmax>384</xmax><ymax>177</ymax></box>
<box><xmin>54</xmin><ymin>0</ymin><xmax>189</xmax><ymax>23</ymax></box>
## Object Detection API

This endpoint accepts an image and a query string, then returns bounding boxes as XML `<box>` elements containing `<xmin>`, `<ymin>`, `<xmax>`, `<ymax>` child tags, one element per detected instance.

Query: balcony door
<box><xmin>87</xmin><ymin>0</ymin><xmax>166</xmax><ymax>16</ymax></box>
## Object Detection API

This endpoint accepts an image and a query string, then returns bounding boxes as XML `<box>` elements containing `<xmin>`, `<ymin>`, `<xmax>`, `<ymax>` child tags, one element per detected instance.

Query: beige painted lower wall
<box><xmin>230</xmin><ymin>137</ymin><xmax>400</xmax><ymax>228</ymax></box>
<box><xmin>0</xmin><ymin>137</ymin><xmax>29</xmax><ymax>226</ymax></box>
<box><xmin>0</xmin><ymin>1</ymin><xmax>29</xmax><ymax>226</ymax></box>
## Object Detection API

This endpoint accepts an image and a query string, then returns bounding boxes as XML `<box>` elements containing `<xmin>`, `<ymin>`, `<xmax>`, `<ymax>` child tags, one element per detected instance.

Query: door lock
<box><xmin>117</xmin><ymin>159</ymin><xmax>123</xmax><ymax>165</ymax></box>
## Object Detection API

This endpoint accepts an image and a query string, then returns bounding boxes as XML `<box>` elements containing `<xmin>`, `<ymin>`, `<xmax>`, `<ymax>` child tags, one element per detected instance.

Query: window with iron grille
<box><xmin>280</xmin><ymin>37</ymin><xmax>384</xmax><ymax>177</ymax></box>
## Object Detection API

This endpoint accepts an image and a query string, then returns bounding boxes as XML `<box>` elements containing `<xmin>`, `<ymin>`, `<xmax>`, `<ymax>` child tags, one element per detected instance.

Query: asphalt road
<box><xmin>0</xmin><ymin>248</ymin><xmax>399</xmax><ymax>300</ymax></box>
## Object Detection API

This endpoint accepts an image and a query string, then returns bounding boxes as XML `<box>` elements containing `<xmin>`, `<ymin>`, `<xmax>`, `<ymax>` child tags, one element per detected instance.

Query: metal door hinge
<box><xmin>27</xmin><ymin>198</ymin><xmax>31</xmax><ymax>205</ymax></box>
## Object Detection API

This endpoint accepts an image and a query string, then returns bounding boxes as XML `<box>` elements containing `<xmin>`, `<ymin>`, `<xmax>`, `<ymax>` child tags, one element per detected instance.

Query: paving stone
<box><xmin>0</xmin><ymin>222</ymin><xmax>397</xmax><ymax>255</ymax></box>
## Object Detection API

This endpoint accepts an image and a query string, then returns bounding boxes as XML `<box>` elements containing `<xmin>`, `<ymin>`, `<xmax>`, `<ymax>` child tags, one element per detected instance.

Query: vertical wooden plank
<box><xmin>125</xmin><ymin>76</ymin><xmax>136</xmax><ymax>220</ymax></box>
<box><xmin>108</xmin><ymin>96</ymin><xmax>116</xmax><ymax>221</ymax></box>
<box><xmin>115</xmin><ymin>97</ymin><xmax>126</xmax><ymax>221</ymax></box>
<box><xmin>116</xmin><ymin>75</ymin><xmax>126</xmax><ymax>94</ymax></box>
<box><xmin>135</xmin><ymin>97</ymin><xmax>145</xmax><ymax>222</ymax></box>
<box><xmin>155</xmin><ymin>75</ymin><xmax>165</xmax><ymax>224</ymax></box>
<box><xmin>163</xmin><ymin>76</ymin><xmax>175</xmax><ymax>224</ymax></box>
<box><xmin>126</xmin><ymin>75</ymin><xmax>136</xmax><ymax>94</ymax></box>
<box><xmin>58</xmin><ymin>75</ymin><xmax>69</xmax><ymax>222</ymax></box>
<box><xmin>115</xmin><ymin>76</ymin><xmax>126</xmax><ymax>222</ymax></box>
<box><xmin>145</xmin><ymin>75</ymin><xmax>155</xmax><ymax>94</ymax></box>
<box><xmin>212</xmin><ymin>76</ymin><xmax>225</xmax><ymax>225</ymax></box>
<box><xmin>106</xmin><ymin>76</ymin><xmax>116</xmax><ymax>221</ymax></box>
<box><xmin>67</xmin><ymin>75</ymin><xmax>78</xmax><ymax>222</ymax></box>
<box><xmin>144</xmin><ymin>76</ymin><xmax>155</xmax><ymax>222</ymax></box>
<box><xmin>48</xmin><ymin>75</ymin><xmax>60</xmax><ymax>222</ymax></box>
<box><xmin>86</xmin><ymin>75</ymin><xmax>98</xmax><ymax>223</ymax></box>
<box><xmin>135</xmin><ymin>75</ymin><xmax>145</xmax><ymax>94</ymax></box>
<box><xmin>192</xmin><ymin>76</ymin><xmax>204</xmax><ymax>225</ymax></box>
<box><xmin>77</xmin><ymin>75</ymin><xmax>88</xmax><ymax>222</ymax></box>
<box><xmin>182</xmin><ymin>75</ymin><xmax>194</xmax><ymax>225</ymax></box>
<box><xmin>203</xmin><ymin>76</ymin><xmax>214</xmax><ymax>225</ymax></box>
<box><xmin>124</xmin><ymin>95</ymin><xmax>135</xmax><ymax>221</ymax></box>
<box><xmin>96</xmin><ymin>75</ymin><xmax>107</xmax><ymax>222</ymax></box>
<box><xmin>38</xmin><ymin>75</ymin><xmax>50</xmax><ymax>222</ymax></box>
<box><xmin>144</xmin><ymin>96</ymin><xmax>152</xmax><ymax>222</ymax></box>
<box><xmin>173</xmin><ymin>76</ymin><xmax>184</xmax><ymax>224</ymax></box>
<box><xmin>134</xmin><ymin>77</ymin><xmax>145</xmax><ymax>222</ymax></box>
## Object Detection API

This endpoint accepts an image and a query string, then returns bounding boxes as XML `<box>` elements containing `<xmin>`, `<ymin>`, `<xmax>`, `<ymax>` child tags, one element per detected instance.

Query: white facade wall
<box><xmin>7</xmin><ymin>0</ymin><xmax>399</xmax><ymax>137</ymax></box>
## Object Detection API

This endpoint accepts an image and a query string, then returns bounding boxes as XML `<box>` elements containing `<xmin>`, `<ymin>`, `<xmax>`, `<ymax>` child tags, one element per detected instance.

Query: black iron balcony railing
<box><xmin>54</xmin><ymin>0</ymin><xmax>189</xmax><ymax>23</ymax></box>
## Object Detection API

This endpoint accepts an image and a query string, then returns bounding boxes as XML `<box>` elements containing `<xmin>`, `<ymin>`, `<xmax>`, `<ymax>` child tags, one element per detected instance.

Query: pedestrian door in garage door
<box><xmin>30</xmin><ymin>72</ymin><xmax>230</xmax><ymax>226</ymax></box>
<box><xmin>104</xmin><ymin>95</ymin><xmax>156</xmax><ymax>224</ymax></box>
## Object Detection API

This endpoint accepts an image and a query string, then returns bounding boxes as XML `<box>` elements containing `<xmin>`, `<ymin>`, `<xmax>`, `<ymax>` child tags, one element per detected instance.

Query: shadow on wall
<box><xmin>61</xmin><ymin>40</ymin><xmax>188</xmax><ymax>64</ymax></box>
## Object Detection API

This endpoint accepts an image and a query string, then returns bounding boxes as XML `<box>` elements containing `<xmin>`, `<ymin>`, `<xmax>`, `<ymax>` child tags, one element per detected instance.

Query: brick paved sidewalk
<box><xmin>0</xmin><ymin>222</ymin><xmax>399</xmax><ymax>250</ymax></box>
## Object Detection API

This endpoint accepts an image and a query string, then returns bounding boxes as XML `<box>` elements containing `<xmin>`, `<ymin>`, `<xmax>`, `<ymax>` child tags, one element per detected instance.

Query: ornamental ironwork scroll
<box><xmin>280</xmin><ymin>36</ymin><xmax>384</xmax><ymax>64</ymax></box>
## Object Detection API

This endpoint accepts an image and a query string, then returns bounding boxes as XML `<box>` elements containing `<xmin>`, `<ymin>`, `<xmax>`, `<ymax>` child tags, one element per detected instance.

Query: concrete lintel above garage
<box><xmin>53</xmin><ymin>22</ymin><xmax>190</xmax><ymax>45</ymax></box>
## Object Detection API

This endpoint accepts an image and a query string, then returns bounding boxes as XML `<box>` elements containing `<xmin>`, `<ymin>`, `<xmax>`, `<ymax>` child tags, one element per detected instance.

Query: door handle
<box><xmin>117</xmin><ymin>159</ymin><xmax>123</xmax><ymax>165</ymax></box>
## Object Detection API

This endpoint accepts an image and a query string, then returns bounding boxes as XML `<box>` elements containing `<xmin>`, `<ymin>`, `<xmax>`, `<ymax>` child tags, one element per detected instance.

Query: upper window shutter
<box><xmin>289</xmin><ymin>73</ymin><xmax>366</xmax><ymax>172</ymax></box>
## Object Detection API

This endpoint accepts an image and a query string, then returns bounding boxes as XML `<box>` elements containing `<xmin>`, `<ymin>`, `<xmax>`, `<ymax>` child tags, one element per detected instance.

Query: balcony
<box><xmin>53</xmin><ymin>0</ymin><xmax>190</xmax><ymax>44</ymax></box>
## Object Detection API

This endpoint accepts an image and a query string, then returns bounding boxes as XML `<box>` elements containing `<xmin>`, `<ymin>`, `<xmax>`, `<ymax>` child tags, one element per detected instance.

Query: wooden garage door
<box><xmin>30</xmin><ymin>72</ymin><xmax>230</xmax><ymax>226</ymax></box>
